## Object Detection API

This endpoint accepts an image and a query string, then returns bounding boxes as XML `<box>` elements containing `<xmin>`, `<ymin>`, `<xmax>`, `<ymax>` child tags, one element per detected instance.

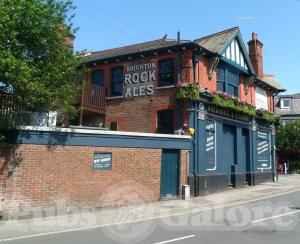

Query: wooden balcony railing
<box><xmin>75</xmin><ymin>83</ymin><xmax>106</xmax><ymax>114</ymax></box>
<box><xmin>0</xmin><ymin>92</ymin><xmax>23</xmax><ymax>116</ymax></box>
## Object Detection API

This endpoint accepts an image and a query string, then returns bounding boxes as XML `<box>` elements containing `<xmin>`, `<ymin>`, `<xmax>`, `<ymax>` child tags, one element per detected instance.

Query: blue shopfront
<box><xmin>188</xmin><ymin>101</ymin><xmax>275</xmax><ymax>196</ymax></box>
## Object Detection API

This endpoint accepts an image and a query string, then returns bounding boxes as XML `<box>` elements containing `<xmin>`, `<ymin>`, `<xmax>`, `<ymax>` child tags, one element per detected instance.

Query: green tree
<box><xmin>0</xmin><ymin>0</ymin><xmax>79</xmax><ymax>113</ymax></box>
<box><xmin>276</xmin><ymin>120</ymin><xmax>300</xmax><ymax>150</ymax></box>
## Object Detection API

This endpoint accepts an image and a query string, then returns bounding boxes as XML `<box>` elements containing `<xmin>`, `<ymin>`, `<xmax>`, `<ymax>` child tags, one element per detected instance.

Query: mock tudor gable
<box><xmin>194</xmin><ymin>27</ymin><xmax>255</xmax><ymax>75</ymax></box>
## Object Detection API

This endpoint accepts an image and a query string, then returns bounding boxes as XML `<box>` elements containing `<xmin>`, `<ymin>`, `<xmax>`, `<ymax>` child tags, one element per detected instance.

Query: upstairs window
<box><xmin>227</xmin><ymin>71</ymin><xmax>239</xmax><ymax>97</ymax></box>
<box><xmin>158</xmin><ymin>59</ymin><xmax>174</xmax><ymax>86</ymax></box>
<box><xmin>216</xmin><ymin>68</ymin><xmax>225</xmax><ymax>92</ymax></box>
<box><xmin>111</xmin><ymin>67</ymin><xmax>124</xmax><ymax>97</ymax></box>
<box><xmin>92</xmin><ymin>70</ymin><xmax>104</xmax><ymax>86</ymax></box>
<box><xmin>157</xmin><ymin>110</ymin><xmax>174</xmax><ymax>134</ymax></box>
<box><xmin>255</xmin><ymin>87</ymin><xmax>268</xmax><ymax>110</ymax></box>
<box><xmin>216</xmin><ymin>68</ymin><xmax>239</xmax><ymax>97</ymax></box>
<box><xmin>281</xmin><ymin>98</ymin><xmax>291</xmax><ymax>109</ymax></box>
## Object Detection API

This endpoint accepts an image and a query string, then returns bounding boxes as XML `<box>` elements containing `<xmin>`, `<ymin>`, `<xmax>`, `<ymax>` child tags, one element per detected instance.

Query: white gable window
<box><xmin>280</xmin><ymin>98</ymin><xmax>291</xmax><ymax>109</ymax></box>
<box><xmin>222</xmin><ymin>38</ymin><xmax>249</xmax><ymax>71</ymax></box>
<box><xmin>255</xmin><ymin>87</ymin><xmax>268</xmax><ymax>110</ymax></box>
<box><xmin>235</xmin><ymin>40</ymin><xmax>240</xmax><ymax>64</ymax></box>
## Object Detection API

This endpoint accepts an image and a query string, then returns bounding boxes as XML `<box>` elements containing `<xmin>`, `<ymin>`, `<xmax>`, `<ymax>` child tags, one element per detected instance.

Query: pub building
<box><xmin>75</xmin><ymin>27</ymin><xmax>285</xmax><ymax>196</ymax></box>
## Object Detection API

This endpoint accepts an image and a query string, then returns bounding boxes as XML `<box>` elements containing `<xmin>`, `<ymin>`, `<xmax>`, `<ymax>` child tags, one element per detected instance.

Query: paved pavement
<box><xmin>0</xmin><ymin>175</ymin><xmax>300</xmax><ymax>243</ymax></box>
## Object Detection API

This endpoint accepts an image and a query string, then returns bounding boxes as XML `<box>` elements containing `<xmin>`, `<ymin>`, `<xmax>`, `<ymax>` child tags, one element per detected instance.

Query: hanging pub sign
<box><xmin>257</xmin><ymin>131</ymin><xmax>270</xmax><ymax>168</ymax></box>
<box><xmin>124</xmin><ymin>62</ymin><xmax>155</xmax><ymax>98</ymax></box>
<box><xmin>93</xmin><ymin>152</ymin><xmax>112</xmax><ymax>170</ymax></box>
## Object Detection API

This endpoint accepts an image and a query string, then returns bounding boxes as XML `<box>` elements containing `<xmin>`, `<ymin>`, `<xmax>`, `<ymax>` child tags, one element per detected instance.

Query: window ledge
<box><xmin>106</xmin><ymin>96</ymin><xmax>123</xmax><ymax>100</ymax></box>
<box><xmin>155</xmin><ymin>85</ymin><xmax>175</xmax><ymax>90</ymax></box>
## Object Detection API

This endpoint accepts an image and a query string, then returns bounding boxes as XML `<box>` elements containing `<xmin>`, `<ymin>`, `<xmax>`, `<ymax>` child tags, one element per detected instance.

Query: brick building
<box><xmin>74</xmin><ymin>27</ymin><xmax>284</xmax><ymax>194</ymax></box>
<box><xmin>274</xmin><ymin>93</ymin><xmax>300</xmax><ymax>124</ymax></box>
<box><xmin>0</xmin><ymin>27</ymin><xmax>285</xmax><ymax>216</ymax></box>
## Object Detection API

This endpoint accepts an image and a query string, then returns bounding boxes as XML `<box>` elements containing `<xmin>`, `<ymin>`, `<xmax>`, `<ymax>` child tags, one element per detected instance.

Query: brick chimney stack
<box><xmin>248</xmin><ymin>32</ymin><xmax>263</xmax><ymax>79</ymax></box>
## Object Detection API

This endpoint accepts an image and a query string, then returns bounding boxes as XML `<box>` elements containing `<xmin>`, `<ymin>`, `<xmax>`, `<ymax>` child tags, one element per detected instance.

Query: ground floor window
<box><xmin>157</xmin><ymin>110</ymin><xmax>174</xmax><ymax>134</ymax></box>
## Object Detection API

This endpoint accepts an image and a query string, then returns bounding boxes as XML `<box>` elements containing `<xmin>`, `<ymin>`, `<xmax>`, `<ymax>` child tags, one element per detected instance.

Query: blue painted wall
<box><xmin>188</xmin><ymin>102</ymin><xmax>275</xmax><ymax>179</ymax></box>
<box><xmin>3</xmin><ymin>129</ymin><xmax>191</xmax><ymax>150</ymax></box>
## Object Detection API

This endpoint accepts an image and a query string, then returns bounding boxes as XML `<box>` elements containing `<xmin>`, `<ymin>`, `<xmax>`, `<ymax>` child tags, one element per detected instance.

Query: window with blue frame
<box><xmin>216</xmin><ymin>67</ymin><xmax>239</xmax><ymax>97</ymax></box>
<box><xmin>227</xmin><ymin>70</ymin><xmax>239</xmax><ymax>97</ymax></box>
<box><xmin>92</xmin><ymin>70</ymin><xmax>104</xmax><ymax>86</ymax></box>
<box><xmin>110</xmin><ymin>67</ymin><xmax>124</xmax><ymax>97</ymax></box>
<box><xmin>216</xmin><ymin>68</ymin><xmax>225</xmax><ymax>92</ymax></box>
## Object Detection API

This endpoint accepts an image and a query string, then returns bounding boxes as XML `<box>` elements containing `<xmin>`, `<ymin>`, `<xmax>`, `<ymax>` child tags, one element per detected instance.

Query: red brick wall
<box><xmin>89</xmin><ymin>53</ymin><xmax>177</xmax><ymax>96</ymax></box>
<box><xmin>248</xmin><ymin>33</ymin><xmax>264</xmax><ymax>79</ymax></box>
<box><xmin>239</xmin><ymin>75</ymin><xmax>256</xmax><ymax>105</ymax></box>
<box><xmin>1</xmin><ymin>144</ymin><xmax>188</xmax><ymax>214</ymax></box>
<box><xmin>267</xmin><ymin>91</ymin><xmax>274</xmax><ymax>112</ymax></box>
<box><xmin>198</xmin><ymin>58</ymin><xmax>217</xmax><ymax>92</ymax></box>
<box><xmin>181</xmin><ymin>49</ymin><xmax>193</xmax><ymax>83</ymax></box>
<box><xmin>89</xmin><ymin>50</ymin><xmax>197</xmax><ymax>133</ymax></box>
<box><xmin>106</xmin><ymin>89</ymin><xmax>176</xmax><ymax>133</ymax></box>
<box><xmin>0</xmin><ymin>146</ymin><xmax>9</xmax><ymax>213</ymax></box>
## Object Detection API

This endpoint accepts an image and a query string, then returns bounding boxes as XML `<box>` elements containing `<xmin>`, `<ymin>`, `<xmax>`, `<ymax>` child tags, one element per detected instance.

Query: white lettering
<box><xmin>132</xmin><ymin>73</ymin><xmax>139</xmax><ymax>83</ymax></box>
<box><xmin>124</xmin><ymin>74</ymin><xmax>132</xmax><ymax>85</ymax></box>
<box><xmin>149</xmin><ymin>70</ymin><xmax>155</xmax><ymax>81</ymax></box>
<box><xmin>133</xmin><ymin>87</ymin><xmax>139</xmax><ymax>97</ymax></box>
<box><xmin>139</xmin><ymin>86</ymin><xmax>146</xmax><ymax>96</ymax></box>
<box><xmin>124</xmin><ymin>88</ymin><xmax>132</xmax><ymax>97</ymax></box>
<box><xmin>146</xmin><ymin>85</ymin><xmax>154</xmax><ymax>95</ymax></box>
<box><xmin>140</xmin><ymin>71</ymin><xmax>148</xmax><ymax>83</ymax></box>
<box><xmin>124</xmin><ymin>63</ymin><xmax>155</xmax><ymax>98</ymax></box>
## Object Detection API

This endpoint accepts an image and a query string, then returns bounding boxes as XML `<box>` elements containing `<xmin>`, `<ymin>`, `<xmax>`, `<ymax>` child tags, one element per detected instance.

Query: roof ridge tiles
<box><xmin>90</xmin><ymin>38</ymin><xmax>172</xmax><ymax>55</ymax></box>
<box><xmin>194</xmin><ymin>26</ymin><xmax>239</xmax><ymax>41</ymax></box>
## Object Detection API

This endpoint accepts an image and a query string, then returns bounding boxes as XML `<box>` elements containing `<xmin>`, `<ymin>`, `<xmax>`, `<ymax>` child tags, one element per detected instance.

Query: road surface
<box><xmin>1</xmin><ymin>190</ymin><xmax>300</xmax><ymax>244</ymax></box>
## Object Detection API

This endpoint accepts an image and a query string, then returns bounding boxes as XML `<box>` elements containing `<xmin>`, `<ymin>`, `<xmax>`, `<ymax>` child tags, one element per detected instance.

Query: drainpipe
<box><xmin>176</xmin><ymin>31</ymin><xmax>182</xmax><ymax>131</ymax></box>
<box><xmin>176</xmin><ymin>31</ymin><xmax>181</xmax><ymax>82</ymax></box>
<box><xmin>191</xmin><ymin>52</ymin><xmax>200</xmax><ymax>195</ymax></box>
<box><xmin>271</xmin><ymin>125</ymin><xmax>278</xmax><ymax>182</ymax></box>
<box><xmin>192</xmin><ymin>53</ymin><xmax>200</xmax><ymax>83</ymax></box>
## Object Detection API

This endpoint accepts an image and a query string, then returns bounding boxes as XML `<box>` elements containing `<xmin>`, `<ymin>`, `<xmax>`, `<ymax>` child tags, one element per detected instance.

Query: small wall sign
<box><xmin>205</xmin><ymin>119</ymin><xmax>216</xmax><ymax>170</ymax></box>
<box><xmin>93</xmin><ymin>153</ymin><xmax>112</xmax><ymax>170</ymax></box>
<box><xmin>257</xmin><ymin>131</ymin><xmax>270</xmax><ymax>168</ymax></box>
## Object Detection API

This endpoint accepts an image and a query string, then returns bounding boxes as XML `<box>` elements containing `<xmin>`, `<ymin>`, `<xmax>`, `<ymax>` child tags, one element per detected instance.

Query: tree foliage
<box><xmin>0</xmin><ymin>0</ymin><xmax>79</xmax><ymax>112</ymax></box>
<box><xmin>276</xmin><ymin>120</ymin><xmax>300</xmax><ymax>150</ymax></box>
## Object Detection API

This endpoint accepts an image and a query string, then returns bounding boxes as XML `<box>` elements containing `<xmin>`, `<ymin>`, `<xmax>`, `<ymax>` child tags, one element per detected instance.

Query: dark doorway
<box><xmin>223</xmin><ymin>124</ymin><xmax>237</xmax><ymax>186</ymax></box>
<box><xmin>160</xmin><ymin>149</ymin><xmax>179</xmax><ymax>199</ymax></box>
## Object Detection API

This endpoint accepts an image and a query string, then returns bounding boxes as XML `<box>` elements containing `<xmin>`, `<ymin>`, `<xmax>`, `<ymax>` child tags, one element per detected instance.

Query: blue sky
<box><xmin>73</xmin><ymin>0</ymin><xmax>300</xmax><ymax>94</ymax></box>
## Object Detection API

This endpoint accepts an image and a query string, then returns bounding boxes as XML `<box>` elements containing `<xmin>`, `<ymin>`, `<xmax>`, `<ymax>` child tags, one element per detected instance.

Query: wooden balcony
<box><xmin>75</xmin><ymin>83</ymin><xmax>106</xmax><ymax>114</ymax></box>
<box><xmin>0</xmin><ymin>91</ymin><xmax>23</xmax><ymax>116</ymax></box>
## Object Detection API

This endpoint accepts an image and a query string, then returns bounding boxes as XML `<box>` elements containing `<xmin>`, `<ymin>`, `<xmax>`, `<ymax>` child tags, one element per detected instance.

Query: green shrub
<box><xmin>176</xmin><ymin>83</ymin><xmax>201</xmax><ymax>101</ymax></box>
<box><xmin>212</xmin><ymin>92</ymin><xmax>256</xmax><ymax>116</ymax></box>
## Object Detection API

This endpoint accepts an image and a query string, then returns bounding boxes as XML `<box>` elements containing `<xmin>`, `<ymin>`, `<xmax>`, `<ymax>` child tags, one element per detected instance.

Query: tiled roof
<box><xmin>193</xmin><ymin>27</ymin><xmax>239</xmax><ymax>54</ymax></box>
<box><xmin>262</xmin><ymin>74</ymin><xmax>286</xmax><ymax>92</ymax></box>
<box><xmin>82</xmin><ymin>27</ymin><xmax>285</xmax><ymax>92</ymax></box>
<box><xmin>278</xmin><ymin>93</ymin><xmax>300</xmax><ymax>98</ymax></box>
<box><xmin>85</xmin><ymin>39</ymin><xmax>191</xmax><ymax>63</ymax></box>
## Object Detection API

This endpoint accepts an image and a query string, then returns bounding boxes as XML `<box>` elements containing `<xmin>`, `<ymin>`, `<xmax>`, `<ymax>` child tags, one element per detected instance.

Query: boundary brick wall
<box><xmin>0</xmin><ymin>128</ymin><xmax>190</xmax><ymax>216</ymax></box>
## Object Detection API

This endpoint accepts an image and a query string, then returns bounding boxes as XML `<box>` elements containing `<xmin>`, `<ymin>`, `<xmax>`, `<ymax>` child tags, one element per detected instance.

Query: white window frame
<box><xmin>280</xmin><ymin>98</ymin><xmax>291</xmax><ymax>109</ymax></box>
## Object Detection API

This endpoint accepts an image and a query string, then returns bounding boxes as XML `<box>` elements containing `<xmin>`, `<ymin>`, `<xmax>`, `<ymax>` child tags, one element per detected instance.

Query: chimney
<box><xmin>248</xmin><ymin>32</ymin><xmax>263</xmax><ymax>79</ymax></box>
